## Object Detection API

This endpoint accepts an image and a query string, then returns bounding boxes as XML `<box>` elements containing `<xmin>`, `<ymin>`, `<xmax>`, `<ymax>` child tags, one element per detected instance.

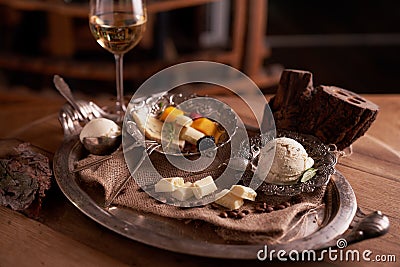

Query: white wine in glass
<box><xmin>89</xmin><ymin>0</ymin><xmax>146</xmax><ymax>118</ymax></box>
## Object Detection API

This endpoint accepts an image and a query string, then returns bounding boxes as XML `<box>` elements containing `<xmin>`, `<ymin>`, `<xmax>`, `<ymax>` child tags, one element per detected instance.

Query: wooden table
<box><xmin>0</xmin><ymin>89</ymin><xmax>399</xmax><ymax>267</ymax></box>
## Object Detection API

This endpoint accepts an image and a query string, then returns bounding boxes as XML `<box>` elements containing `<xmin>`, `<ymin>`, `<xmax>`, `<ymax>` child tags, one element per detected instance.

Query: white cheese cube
<box><xmin>180</xmin><ymin>126</ymin><xmax>205</xmax><ymax>145</ymax></box>
<box><xmin>192</xmin><ymin>176</ymin><xmax>217</xmax><ymax>199</ymax></box>
<box><xmin>154</xmin><ymin>177</ymin><xmax>184</xmax><ymax>192</ymax></box>
<box><xmin>174</xmin><ymin>115</ymin><xmax>193</xmax><ymax>127</ymax></box>
<box><xmin>215</xmin><ymin>189</ymin><xmax>230</xmax><ymax>200</ymax></box>
<box><xmin>214</xmin><ymin>189</ymin><xmax>244</xmax><ymax>210</ymax></box>
<box><xmin>230</xmin><ymin>185</ymin><xmax>257</xmax><ymax>201</ymax></box>
<box><xmin>172</xmin><ymin>182</ymin><xmax>194</xmax><ymax>201</ymax></box>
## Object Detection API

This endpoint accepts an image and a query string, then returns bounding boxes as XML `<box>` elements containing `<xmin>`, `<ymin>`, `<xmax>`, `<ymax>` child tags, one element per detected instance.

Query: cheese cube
<box><xmin>172</xmin><ymin>182</ymin><xmax>194</xmax><ymax>201</ymax></box>
<box><xmin>230</xmin><ymin>185</ymin><xmax>257</xmax><ymax>201</ymax></box>
<box><xmin>214</xmin><ymin>189</ymin><xmax>244</xmax><ymax>210</ymax></box>
<box><xmin>215</xmin><ymin>189</ymin><xmax>230</xmax><ymax>200</ymax></box>
<box><xmin>174</xmin><ymin>115</ymin><xmax>193</xmax><ymax>127</ymax></box>
<box><xmin>131</xmin><ymin>111</ymin><xmax>185</xmax><ymax>150</ymax></box>
<box><xmin>154</xmin><ymin>177</ymin><xmax>184</xmax><ymax>192</ymax></box>
<box><xmin>192</xmin><ymin>176</ymin><xmax>217</xmax><ymax>199</ymax></box>
<box><xmin>180</xmin><ymin>126</ymin><xmax>205</xmax><ymax>145</ymax></box>
<box><xmin>159</xmin><ymin>106</ymin><xmax>184</xmax><ymax>122</ymax></box>
<box><xmin>191</xmin><ymin>117</ymin><xmax>217</xmax><ymax>136</ymax></box>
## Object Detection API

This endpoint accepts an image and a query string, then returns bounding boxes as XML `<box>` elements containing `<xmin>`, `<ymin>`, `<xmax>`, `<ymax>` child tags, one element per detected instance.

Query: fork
<box><xmin>59</xmin><ymin>103</ymin><xmax>83</xmax><ymax>136</ymax></box>
<box><xmin>58</xmin><ymin>100</ymin><xmax>104</xmax><ymax>134</ymax></box>
<box><xmin>54</xmin><ymin>74</ymin><xmax>119</xmax><ymax>122</ymax></box>
<box><xmin>76</xmin><ymin>100</ymin><xmax>120</xmax><ymax>122</ymax></box>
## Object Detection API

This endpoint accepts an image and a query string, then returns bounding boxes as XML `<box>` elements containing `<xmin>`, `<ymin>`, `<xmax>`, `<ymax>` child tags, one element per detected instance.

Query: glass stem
<box><xmin>114</xmin><ymin>53</ymin><xmax>126</xmax><ymax>119</ymax></box>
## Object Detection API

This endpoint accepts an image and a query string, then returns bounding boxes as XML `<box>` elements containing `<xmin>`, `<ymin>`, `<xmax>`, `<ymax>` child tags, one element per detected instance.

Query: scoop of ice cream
<box><xmin>79</xmin><ymin>118</ymin><xmax>120</xmax><ymax>143</ymax></box>
<box><xmin>258</xmin><ymin>137</ymin><xmax>314</xmax><ymax>184</ymax></box>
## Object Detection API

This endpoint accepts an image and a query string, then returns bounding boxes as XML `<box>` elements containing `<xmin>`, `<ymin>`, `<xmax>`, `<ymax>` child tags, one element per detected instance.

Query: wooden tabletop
<box><xmin>0</xmin><ymin>88</ymin><xmax>398</xmax><ymax>267</ymax></box>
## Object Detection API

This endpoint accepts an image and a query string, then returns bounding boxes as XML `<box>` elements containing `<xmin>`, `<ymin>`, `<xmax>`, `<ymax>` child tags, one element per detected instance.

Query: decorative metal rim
<box><xmin>244</xmin><ymin>130</ymin><xmax>337</xmax><ymax>196</ymax></box>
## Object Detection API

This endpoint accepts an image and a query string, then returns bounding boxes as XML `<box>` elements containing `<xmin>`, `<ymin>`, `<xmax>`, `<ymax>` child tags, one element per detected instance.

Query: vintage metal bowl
<box><xmin>242</xmin><ymin>130</ymin><xmax>337</xmax><ymax>196</ymax></box>
<box><xmin>124</xmin><ymin>92</ymin><xmax>238</xmax><ymax>157</ymax></box>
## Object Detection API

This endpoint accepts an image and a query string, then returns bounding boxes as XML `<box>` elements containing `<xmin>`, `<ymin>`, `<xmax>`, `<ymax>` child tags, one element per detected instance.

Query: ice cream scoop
<box><xmin>79</xmin><ymin>118</ymin><xmax>121</xmax><ymax>155</ymax></box>
<box><xmin>259</xmin><ymin>137</ymin><xmax>314</xmax><ymax>184</ymax></box>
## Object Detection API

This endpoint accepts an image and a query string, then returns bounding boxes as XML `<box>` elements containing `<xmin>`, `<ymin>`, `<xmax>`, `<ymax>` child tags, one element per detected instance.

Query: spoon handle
<box><xmin>54</xmin><ymin>75</ymin><xmax>88</xmax><ymax>122</ymax></box>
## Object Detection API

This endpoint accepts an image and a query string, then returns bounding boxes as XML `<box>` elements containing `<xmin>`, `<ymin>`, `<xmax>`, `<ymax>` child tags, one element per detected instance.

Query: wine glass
<box><xmin>89</xmin><ymin>0</ymin><xmax>146</xmax><ymax>119</ymax></box>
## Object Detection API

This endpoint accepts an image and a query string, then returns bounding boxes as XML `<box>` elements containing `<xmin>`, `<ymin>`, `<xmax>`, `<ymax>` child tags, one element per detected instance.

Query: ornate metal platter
<box><xmin>53</xmin><ymin>135</ymin><xmax>388</xmax><ymax>259</ymax></box>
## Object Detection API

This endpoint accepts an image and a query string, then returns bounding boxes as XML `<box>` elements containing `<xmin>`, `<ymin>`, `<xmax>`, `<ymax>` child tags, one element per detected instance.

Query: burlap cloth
<box><xmin>77</xmin><ymin>148</ymin><xmax>326</xmax><ymax>244</ymax></box>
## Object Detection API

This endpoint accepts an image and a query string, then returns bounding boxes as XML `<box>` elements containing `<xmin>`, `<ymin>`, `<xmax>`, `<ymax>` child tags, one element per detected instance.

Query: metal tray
<box><xmin>53</xmin><ymin>137</ymin><xmax>389</xmax><ymax>259</ymax></box>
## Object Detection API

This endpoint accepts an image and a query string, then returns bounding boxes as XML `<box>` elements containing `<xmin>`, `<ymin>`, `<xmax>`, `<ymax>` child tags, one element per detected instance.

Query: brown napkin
<box><xmin>77</xmin><ymin>151</ymin><xmax>326</xmax><ymax>244</ymax></box>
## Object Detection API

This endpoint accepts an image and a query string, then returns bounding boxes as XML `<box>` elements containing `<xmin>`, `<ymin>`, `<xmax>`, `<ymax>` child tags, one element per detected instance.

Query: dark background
<box><xmin>265</xmin><ymin>0</ymin><xmax>400</xmax><ymax>93</ymax></box>
<box><xmin>0</xmin><ymin>0</ymin><xmax>399</xmax><ymax>94</ymax></box>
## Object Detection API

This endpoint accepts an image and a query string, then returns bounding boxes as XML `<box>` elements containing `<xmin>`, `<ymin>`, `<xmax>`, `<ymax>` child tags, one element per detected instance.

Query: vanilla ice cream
<box><xmin>79</xmin><ymin>118</ymin><xmax>120</xmax><ymax>142</ymax></box>
<box><xmin>258</xmin><ymin>137</ymin><xmax>314</xmax><ymax>184</ymax></box>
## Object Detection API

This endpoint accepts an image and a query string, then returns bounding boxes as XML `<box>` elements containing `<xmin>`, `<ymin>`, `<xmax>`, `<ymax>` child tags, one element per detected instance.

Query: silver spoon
<box><xmin>54</xmin><ymin>75</ymin><xmax>88</xmax><ymax>122</ymax></box>
<box><xmin>71</xmin><ymin>133</ymin><xmax>122</xmax><ymax>173</ymax></box>
<box><xmin>82</xmin><ymin>135</ymin><xmax>122</xmax><ymax>156</ymax></box>
<box><xmin>55</xmin><ymin>74</ymin><xmax>123</xmax><ymax>156</ymax></box>
<box><xmin>79</xmin><ymin>116</ymin><xmax>123</xmax><ymax>156</ymax></box>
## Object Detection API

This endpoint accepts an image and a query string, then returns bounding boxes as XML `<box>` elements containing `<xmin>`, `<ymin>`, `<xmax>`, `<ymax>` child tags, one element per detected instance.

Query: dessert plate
<box><xmin>53</xmin><ymin>136</ymin><xmax>389</xmax><ymax>259</ymax></box>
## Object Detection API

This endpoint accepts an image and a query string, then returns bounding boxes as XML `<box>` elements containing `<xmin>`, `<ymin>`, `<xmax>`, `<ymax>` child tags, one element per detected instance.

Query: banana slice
<box><xmin>131</xmin><ymin>110</ymin><xmax>185</xmax><ymax>150</ymax></box>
